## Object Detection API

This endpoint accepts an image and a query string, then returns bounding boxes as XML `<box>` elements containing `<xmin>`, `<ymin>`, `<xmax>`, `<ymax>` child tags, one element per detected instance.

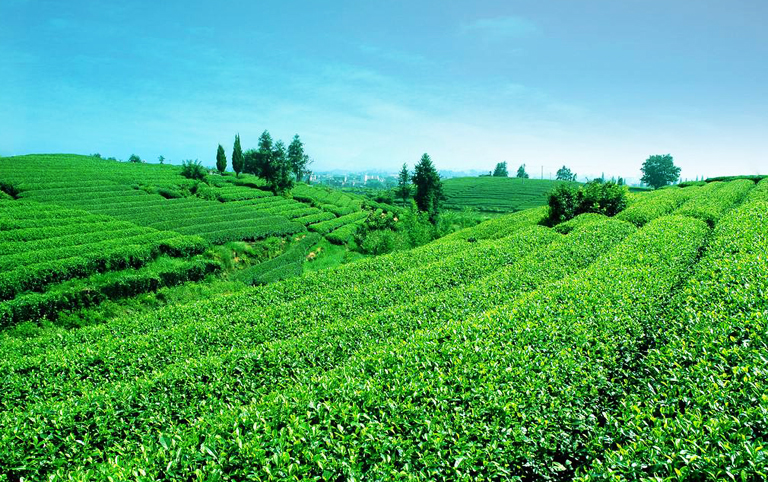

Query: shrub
<box><xmin>546</xmin><ymin>179</ymin><xmax>628</xmax><ymax>225</ymax></box>
<box><xmin>181</xmin><ymin>159</ymin><xmax>207</xmax><ymax>181</ymax></box>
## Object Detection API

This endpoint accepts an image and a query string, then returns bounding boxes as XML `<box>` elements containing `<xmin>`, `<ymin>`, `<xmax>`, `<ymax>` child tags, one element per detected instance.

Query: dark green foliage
<box><xmin>157</xmin><ymin>155</ymin><xmax>165</xmax><ymax>164</ymax></box>
<box><xmin>128</xmin><ymin>154</ymin><xmax>141</xmax><ymax>163</ymax></box>
<box><xmin>546</xmin><ymin>179</ymin><xmax>628</xmax><ymax>225</ymax></box>
<box><xmin>579</xmin><ymin>178</ymin><xmax>628</xmax><ymax>216</ymax></box>
<box><xmin>215</xmin><ymin>144</ymin><xmax>227</xmax><ymax>173</ymax></box>
<box><xmin>287</xmin><ymin>134</ymin><xmax>310</xmax><ymax>181</ymax></box>
<box><xmin>640</xmin><ymin>153</ymin><xmax>681</xmax><ymax>188</ymax></box>
<box><xmin>546</xmin><ymin>183</ymin><xmax>580</xmax><ymax>225</ymax></box>
<box><xmin>516</xmin><ymin>163</ymin><xmax>529</xmax><ymax>178</ymax></box>
<box><xmin>492</xmin><ymin>161</ymin><xmax>508</xmax><ymax>177</ymax></box>
<box><xmin>412</xmin><ymin>153</ymin><xmax>443</xmax><ymax>222</ymax></box>
<box><xmin>268</xmin><ymin>140</ymin><xmax>294</xmax><ymax>194</ymax></box>
<box><xmin>0</xmin><ymin>181</ymin><xmax>20</xmax><ymax>198</ymax></box>
<box><xmin>396</xmin><ymin>163</ymin><xmax>411</xmax><ymax>204</ymax></box>
<box><xmin>180</xmin><ymin>159</ymin><xmax>207</xmax><ymax>181</ymax></box>
<box><xmin>249</xmin><ymin>130</ymin><xmax>274</xmax><ymax>177</ymax></box>
<box><xmin>231</xmin><ymin>134</ymin><xmax>244</xmax><ymax>177</ymax></box>
<box><xmin>556</xmin><ymin>165</ymin><xmax>577</xmax><ymax>181</ymax></box>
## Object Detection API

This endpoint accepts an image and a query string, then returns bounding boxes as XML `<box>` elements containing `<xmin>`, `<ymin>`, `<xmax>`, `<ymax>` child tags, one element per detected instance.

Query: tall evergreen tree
<box><xmin>215</xmin><ymin>144</ymin><xmax>227</xmax><ymax>174</ymax></box>
<box><xmin>396</xmin><ymin>163</ymin><xmax>411</xmax><ymax>204</ymax></box>
<box><xmin>492</xmin><ymin>161</ymin><xmax>509</xmax><ymax>177</ymax></box>
<box><xmin>412</xmin><ymin>153</ymin><xmax>443</xmax><ymax>222</ymax></box>
<box><xmin>516</xmin><ymin>164</ymin><xmax>529</xmax><ymax>179</ymax></box>
<box><xmin>232</xmin><ymin>134</ymin><xmax>244</xmax><ymax>177</ymax></box>
<box><xmin>287</xmin><ymin>134</ymin><xmax>308</xmax><ymax>181</ymax></box>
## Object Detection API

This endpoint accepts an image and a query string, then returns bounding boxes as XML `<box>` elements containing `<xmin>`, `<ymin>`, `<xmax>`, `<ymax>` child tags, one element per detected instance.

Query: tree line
<box><xmin>486</xmin><ymin>154</ymin><xmax>680</xmax><ymax>188</ymax></box>
<box><xmin>215</xmin><ymin>131</ymin><xmax>313</xmax><ymax>194</ymax></box>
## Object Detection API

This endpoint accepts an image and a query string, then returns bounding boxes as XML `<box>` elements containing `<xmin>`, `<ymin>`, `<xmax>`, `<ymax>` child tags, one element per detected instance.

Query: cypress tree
<box><xmin>216</xmin><ymin>144</ymin><xmax>227</xmax><ymax>174</ymax></box>
<box><xmin>232</xmin><ymin>134</ymin><xmax>244</xmax><ymax>177</ymax></box>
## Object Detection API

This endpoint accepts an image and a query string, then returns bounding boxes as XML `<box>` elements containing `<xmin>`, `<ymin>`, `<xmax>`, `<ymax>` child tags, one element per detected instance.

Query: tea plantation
<box><xmin>0</xmin><ymin>168</ymin><xmax>766</xmax><ymax>479</ymax></box>
<box><xmin>442</xmin><ymin>176</ymin><xmax>579</xmax><ymax>212</ymax></box>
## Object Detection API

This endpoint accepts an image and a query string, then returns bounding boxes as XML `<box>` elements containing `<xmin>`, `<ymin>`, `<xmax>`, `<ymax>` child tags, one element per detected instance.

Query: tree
<box><xmin>216</xmin><ymin>144</ymin><xmax>227</xmax><ymax>174</ymax></box>
<box><xmin>268</xmin><ymin>140</ymin><xmax>294</xmax><ymax>193</ymax></box>
<box><xmin>493</xmin><ymin>161</ymin><xmax>509</xmax><ymax>177</ymax></box>
<box><xmin>128</xmin><ymin>154</ymin><xmax>142</xmax><ymax>163</ymax></box>
<box><xmin>396</xmin><ymin>163</ymin><xmax>411</xmax><ymax>204</ymax></box>
<box><xmin>232</xmin><ymin>134</ymin><xmax>244</xmax><ymax>177</ymax></box>
<box><xmin>516</xmin><ymin>164</ymin><xmax>529</xmax><ymax>179</ymax></box>
<box><xmin>244</xmin><ymin>130</ymin><xmax>273</xmax><ymax>177</ymax></box>
<box><xmin>412</xmin><ymin>153</ymin><xmax>443</xmax><ymax>222</ymax></box>
<box><xmin>287</xmin><ymin>134</ymin><xmax>310</xmax><ymax>181</ymax></box>
<box><xmin>158</xmin><ymin>155</ymin><xmax>165</xmax><ymax>165</ymax></box>
<box><xmin>556</xmin><ymin>165</ymin><xmax>576</xmax><ymax>181</ymax></box>
<box><xmin>640</xmin><ymin>154</ymin><xmax>680</xmax><ymax>189</ymax></box>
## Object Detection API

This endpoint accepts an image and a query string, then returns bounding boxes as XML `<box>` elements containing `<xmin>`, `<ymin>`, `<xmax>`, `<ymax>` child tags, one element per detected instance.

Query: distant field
<box><xmin>442</xmin><ymin>176</ymin><xmax>579</xmax><ymax>212</ymax></box>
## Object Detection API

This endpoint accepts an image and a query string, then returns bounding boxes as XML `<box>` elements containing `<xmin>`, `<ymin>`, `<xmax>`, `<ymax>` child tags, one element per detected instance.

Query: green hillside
<box><xmin>442</xmin><ymin>176</ymin><xmax>579</xmax><ymax>212</ymax></box>
<box><xmin>1</xmin><ymin>176</ymin><xmax>766</xmax><ymax>479</ymax></box>
<box><xmin>0</xmin><ymin>155</ymin><xmax>407</xmax><ymax>289</ymax></box>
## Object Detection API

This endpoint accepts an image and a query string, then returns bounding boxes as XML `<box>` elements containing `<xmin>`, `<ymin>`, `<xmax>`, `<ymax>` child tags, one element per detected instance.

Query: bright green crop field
<box><xmin>0</xmin><ymin>166</ymin><xmax>766</xmax><ymax>479</ymax></box>
<box><xmin>442</xmin><ymin>176</ymin><xmax>579</xmax><ymax>212</ymax></box>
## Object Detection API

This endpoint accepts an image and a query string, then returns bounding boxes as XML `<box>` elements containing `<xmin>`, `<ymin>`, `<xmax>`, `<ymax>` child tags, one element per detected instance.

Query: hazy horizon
<box><xmin>1</xmin><ymin>0</ymin><xmax>766</xmax><ymax>180</ymax></box>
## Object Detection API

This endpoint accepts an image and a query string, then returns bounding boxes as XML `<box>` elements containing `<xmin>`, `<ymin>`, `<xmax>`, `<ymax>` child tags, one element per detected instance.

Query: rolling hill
<box><xmin>442</xmin><ymin>176</ymin><xmax>579</xmax><ymax>212</ymax></box>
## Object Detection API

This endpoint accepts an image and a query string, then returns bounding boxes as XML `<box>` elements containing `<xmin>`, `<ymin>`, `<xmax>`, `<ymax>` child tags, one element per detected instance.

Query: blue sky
<box><xmin>1</xmin><ymin>0</ymin><xmax>766</xmax><ymax>180</ymax></box>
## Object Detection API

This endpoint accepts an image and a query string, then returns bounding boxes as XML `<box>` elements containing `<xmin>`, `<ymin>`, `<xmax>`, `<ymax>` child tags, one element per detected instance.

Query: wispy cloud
<box><xmin>461</xmin><ymin>15</ymin><xmax>539</xmax><ymax>41</ymax></box>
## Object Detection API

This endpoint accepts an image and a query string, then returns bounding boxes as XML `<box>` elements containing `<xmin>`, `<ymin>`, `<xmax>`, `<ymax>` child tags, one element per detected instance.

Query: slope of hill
<box><xmin>1</xmin><ymin>177</ymin><xmax>766</xmax><ymax>479</ymax></box>
<box><xmin>0</xmin><ymin>154</ymin><xmax>410</xmax><ymax>287</ymax></box>
<box><xmin>0</xmin><ymin>154</ymin><xmax>400</xmax><ymax>247</ymax></box>
<box><xmin>442</xmin><ymin>176</ymin><xmax>579</xmax><ymax>212</ymax></box>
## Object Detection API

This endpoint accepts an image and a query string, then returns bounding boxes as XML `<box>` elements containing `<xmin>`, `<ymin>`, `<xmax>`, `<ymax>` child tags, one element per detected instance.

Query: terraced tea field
<box><xmin>0</xmin><ymin>154</ymin><xmax>382</xmax><ymax>246</ymax></box>
<box><xmin>0</xmin><ymin>173</ymin><xmax>765</xmax><ymax>480</ymax></box>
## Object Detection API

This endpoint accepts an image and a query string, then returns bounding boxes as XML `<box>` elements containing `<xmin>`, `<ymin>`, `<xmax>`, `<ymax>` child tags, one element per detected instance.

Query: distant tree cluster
<box><xmin>214</xmin><ymin>131</ymin><xmax>313</xmax><ymax>194</ymax></box>
<box><xmin>556</xmin><ymin>165</ymin><xmax>577</xmax><ymax>181</ymax></box>
<box><xmin>392</xmin><ymin>154</ymin><xmax>444</xmax><ymax>223</ymax></box>
<box><xmin>492</xmin><ymin>162</ymin><xmax>508</xmax><ymax>177</ymax></box>
<box><xmin>516</xmin><ymin>164</ymin><xmax>529</xmax><ymax>179</ymax></box>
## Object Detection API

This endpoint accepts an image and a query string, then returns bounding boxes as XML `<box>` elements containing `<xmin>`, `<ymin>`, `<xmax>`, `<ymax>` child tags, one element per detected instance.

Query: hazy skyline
<box><xmin>1</xmin><ymin>0</ymin><xmax>766</xmax><ymax>180</ymax></box>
